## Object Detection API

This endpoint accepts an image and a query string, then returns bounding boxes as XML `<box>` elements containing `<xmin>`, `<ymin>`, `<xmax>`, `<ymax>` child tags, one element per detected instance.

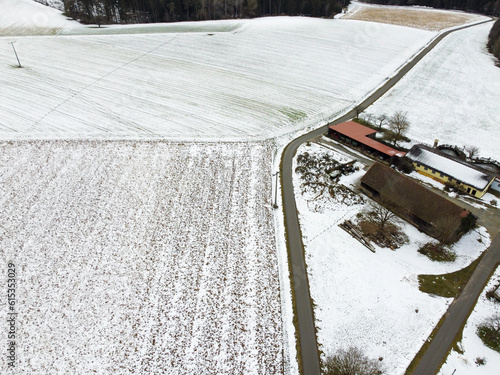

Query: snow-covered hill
<box><xmin>0</xmin><ymin>0</ymin><xmax>78</xmax><ymax>35</ymax></box>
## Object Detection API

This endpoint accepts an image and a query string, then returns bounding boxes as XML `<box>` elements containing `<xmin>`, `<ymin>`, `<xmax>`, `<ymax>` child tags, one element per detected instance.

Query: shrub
<box><xmin>418</xmin><ymin>242</ymin><xmax>456</xmax><ymax>262</ymax></box>
<box><xmin>324</xmin><ymin>347</ymin><xmax>384</xmax><ymax>375</ymax></box>
<box><xmin>477</xmin><ymin>315</ymin><xmax>500</xmax><ymax>353</ymax></box>
<box><xmin>475</xmin><ymin>357</ymin><xmax>486</xmax><ymax>366</ymax></box>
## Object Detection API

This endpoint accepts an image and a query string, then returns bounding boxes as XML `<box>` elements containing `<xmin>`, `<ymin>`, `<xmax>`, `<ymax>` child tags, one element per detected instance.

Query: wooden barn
<box><xmin>360</xmin><ymin>163</ymin><xmax>476</xmax><ymax>243</ymax></box>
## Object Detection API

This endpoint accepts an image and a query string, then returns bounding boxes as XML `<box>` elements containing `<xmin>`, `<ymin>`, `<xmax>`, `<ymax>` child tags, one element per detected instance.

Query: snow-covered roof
<box><xmin>407</xmin><ymin>145</ymin><xmax>494</xmax><ymax>190</ymax></box>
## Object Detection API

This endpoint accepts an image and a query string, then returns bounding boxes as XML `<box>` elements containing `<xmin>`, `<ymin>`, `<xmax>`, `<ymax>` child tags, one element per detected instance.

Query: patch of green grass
<box><xmin>279</xmin><ymin>107</ymin><xmax>307</xmax><ymax>122</ymax></box>
<box><xmin>418</xmin><ymin>256</ymin><xmax>483</xmax><ymax>298</ymax></box>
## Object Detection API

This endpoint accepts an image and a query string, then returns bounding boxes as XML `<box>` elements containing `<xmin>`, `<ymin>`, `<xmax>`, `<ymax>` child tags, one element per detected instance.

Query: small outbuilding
<box><xmin>360</xmin><ymin>163</ymin><xmax>475</xmax><ymax>243</ymax></box>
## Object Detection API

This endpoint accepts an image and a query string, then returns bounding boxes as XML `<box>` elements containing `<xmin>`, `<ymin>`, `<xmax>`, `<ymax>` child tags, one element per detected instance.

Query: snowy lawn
<box><xmin>363</xmin><ymin>21</ymin><xmax>500</xmax><ymax>161</ymax></box>
<box><xmin>0</xmin><ymin>16</ymin><xmax>435</xmax><ymax>141</ymax></box>
<box><xmin>439</xmin><ymin>268</ymin><xmax>500</xmax><ymax>374</ymax></box>
<box><xmin>0</xmin><ymin>140</ymin><xmax>285</xmax><ymax>374</ymax></box>
<box><xmin>293</xmin><ymin>143</ymin><xmax>491</xmax><ymax>374</ymax></box>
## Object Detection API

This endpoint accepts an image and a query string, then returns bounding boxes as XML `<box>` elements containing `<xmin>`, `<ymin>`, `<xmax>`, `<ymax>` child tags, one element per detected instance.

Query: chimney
<box><xmin>433</xmin><ymin>139</ymin><xmax>439</xmax><ymax>148</ymax></box>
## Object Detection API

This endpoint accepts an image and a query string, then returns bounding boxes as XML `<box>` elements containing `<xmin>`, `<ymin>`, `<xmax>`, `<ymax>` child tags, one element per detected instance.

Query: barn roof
<box><xmin>361</xmin><ymin>163</ymin><xmax>470</xmax><ymax>227</ymax></box>
<box><xmin>329</xmin><ymin>121</ymin><xmax>406</xmax><ymax>157</ymax></box>
<box><xmin>406</xmin><ymin>145</ymin><xmax>494</xmax><ymax>190</ymax></box>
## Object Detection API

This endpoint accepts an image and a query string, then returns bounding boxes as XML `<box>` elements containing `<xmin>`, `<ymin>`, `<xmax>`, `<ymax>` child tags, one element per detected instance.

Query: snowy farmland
<box><xmin>0</xmin><ymin>140</ymin><xmax>285</xmax><ymax>374</ymax></box>
<box><xmin>0</xmin><ymin>14</ymin><xmax>436</xmax><ymax>141</ymax></box>
<box><xmin>364</xmin><ymin>21</ymin><xmax>500</xmax><ymax>161</ymax></box>
<box><xmin>293</xmin><ymin>143</ymin><xmax>491</xmax><ymax>374</ymax></box>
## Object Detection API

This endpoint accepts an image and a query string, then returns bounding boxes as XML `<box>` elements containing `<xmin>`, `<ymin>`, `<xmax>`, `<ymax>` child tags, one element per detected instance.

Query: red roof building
<box><xmin>328</xmin><ymin>121</ymin><xmax>406</xmax><ymax>159</ymax></box>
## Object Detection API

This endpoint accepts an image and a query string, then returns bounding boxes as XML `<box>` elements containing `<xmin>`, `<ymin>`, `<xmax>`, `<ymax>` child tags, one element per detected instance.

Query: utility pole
<box><xmin>273</xmin><ymin>171</ymin><xmax>279</xmax><ymax>209</ymax></box>
<box><xmin>9</xmin><ymin>42</ymin><xmax>22</xmax><ymax>68</ymax></box>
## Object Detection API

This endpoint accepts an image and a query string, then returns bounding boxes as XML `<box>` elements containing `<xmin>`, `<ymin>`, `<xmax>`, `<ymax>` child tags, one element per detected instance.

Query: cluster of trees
<box><xmin>488</xmin><ymin>18</ymin><xmax>500</xmax><ymax>61</ymax></box>
<box><xmin>324</xmin><ymin>347</ymin><xmax>385</xmax><ymax>375</ymax></box>
<box><xmin>61</xmin><ymin>0</ymin><xmax>350</xmax><ymax>24</ymax></box>
<box><xmin>361</xmin><ymin>0</ymin><xmax>500</xmax><ymax>16</ymax></box>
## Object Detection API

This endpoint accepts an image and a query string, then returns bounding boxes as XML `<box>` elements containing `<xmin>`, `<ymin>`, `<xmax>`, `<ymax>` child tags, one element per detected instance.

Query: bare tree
<box><xmin>464</xmin><ymin>145</ymin><xmax>480</xmax><ymax>159</ymax></box>
<box><xmin>93</xmin><ymin>2</ymin><xmax>106</xmax><ymax>27</ymax></box>
<box><xmin>387</xmin><ymin>111</ymin><xmax>410</xmax><ymax>146</ymax></box>
<box><xmin>376</xmin><ymin>114</ymin><xmax>387</xmax><ymax>130</ymax></box>
<box><xmin>367</xmin><ymin>202</ymin><xmax>397</xmax><ymax>231</ymax></box>
<box><xmin>324</xmin><ymin>347</ymin><xmax>384</xmax><ymax>375</ymax></box>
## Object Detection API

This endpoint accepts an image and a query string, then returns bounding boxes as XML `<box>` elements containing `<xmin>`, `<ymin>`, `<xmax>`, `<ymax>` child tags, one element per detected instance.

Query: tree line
<box><xmin>62</xmin><ymin>0</ymin><xmax>350</xmax><ymax>24</ymax></box>
<box><xmin>361</xmin><ymin>0</ymin><xmax>500</xmax><ymax>16</ymax></box>
<box><xmin>488</xmin><ymin>18</ymin><xmax>500</xmax><ymax>61</ymax></box>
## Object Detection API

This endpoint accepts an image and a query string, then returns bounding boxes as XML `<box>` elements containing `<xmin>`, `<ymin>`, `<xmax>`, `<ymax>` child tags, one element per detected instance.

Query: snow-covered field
<box><xmin>440</xmin><ymin>267</ymin><xmax>500</xmax><ymax>374</ymax></box>
<box><xmin>293</xmin><ymin>142</ymin><xmax>491</xmax><ymax>374</ymax></box>
<box><xmin>364</xmin><ymin>21</ymin><xmax>500</xmax><ymax>161</ymax></box>
<box><xmin>0</xmin><ymin>140</ymin><xmax>285</xmax><ymax>374</ymax></box>
<box><xmin>0</xmin><ymin>13</ymin><xmax>436</xmax><ymax>141</ymax></box>
<box><xmin>2</xmin><ymin>0</ymin><xmax>498</xmax><ymax>373</ymax></box>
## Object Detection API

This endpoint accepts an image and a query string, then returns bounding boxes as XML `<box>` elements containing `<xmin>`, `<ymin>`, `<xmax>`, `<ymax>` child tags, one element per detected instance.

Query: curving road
<box><xmin>279</xmin><ymin>19</ymin><xmax>494</xmax><ymax>375</ymax></box>
<box><xmin>412</xmin><ymin>232</ymin><xmax>500</xmax><ymax>375</ymax></box>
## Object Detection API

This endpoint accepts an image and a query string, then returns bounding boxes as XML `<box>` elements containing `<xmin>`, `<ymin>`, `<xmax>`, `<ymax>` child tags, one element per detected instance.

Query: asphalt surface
<box><xmin>412</xmin><ymin>233</ymin><xmax>500</xmax><ymax>375</ymax></box>
<box><xmin>279</xmin><ymin>19</ymin><xmax>494</xmax><ymax>375</ymax></box>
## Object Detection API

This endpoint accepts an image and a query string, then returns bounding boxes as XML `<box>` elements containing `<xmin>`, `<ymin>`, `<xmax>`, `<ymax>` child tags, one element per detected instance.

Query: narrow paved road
<box><xmin>412</xmin><ymin>232</ymin><xmax>500</xmax><ymax>375</ymax></box>
<box><xmin>279</xmin><ymin>19</ymin><xmax>494</xmax><ymax>375</ymax></box>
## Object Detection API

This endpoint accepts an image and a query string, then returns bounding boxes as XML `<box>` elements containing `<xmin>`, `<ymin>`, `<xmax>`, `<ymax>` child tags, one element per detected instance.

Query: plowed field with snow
<box><xmin>0</xmin><ymin>17</ymin><xmax>434</xmax><ymax>141</ymax></box>
<box><xmin>0</xmin><ymin>141</ymin><xmax>283</xmax><ymax>374</ymax></box>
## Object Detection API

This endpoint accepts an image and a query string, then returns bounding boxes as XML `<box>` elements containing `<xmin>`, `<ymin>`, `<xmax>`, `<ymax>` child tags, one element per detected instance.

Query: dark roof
<box><xmin>329</xmin><ymin>121</ymin><xmax>406</xmax><ymax>157</ymax></box>
<box><xmin>361</xmin><ymin>163</ymin><xmax>470</xmax><ymax>226</ymax></box>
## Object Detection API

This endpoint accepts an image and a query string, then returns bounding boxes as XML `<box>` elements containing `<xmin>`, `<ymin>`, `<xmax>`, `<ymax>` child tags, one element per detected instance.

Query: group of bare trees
<box><xmin>62</xmin><ymin>0</ymin><xmax>350</xmax><ymax>24</ymax></box>
<box><xmin>324</xmin><ymin>347</ymin><xmax>384</xmax><ymax>375</ymax></box>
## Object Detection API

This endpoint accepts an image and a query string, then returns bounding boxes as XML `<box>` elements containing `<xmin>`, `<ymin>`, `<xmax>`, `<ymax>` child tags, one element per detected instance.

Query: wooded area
<box><xmin>488</xmin><ymin>18</ymin><xmax>500</xmax><ymax>60</ymax></box>
<box><xmin>361</xmin><ymin>0</ymin><xmax>500</xmax><ymax>16</ymax></box>
<box><xmin>62</xmin><ymin>0</ymin><xmax>350</xmax><ymax>24</ymax></box>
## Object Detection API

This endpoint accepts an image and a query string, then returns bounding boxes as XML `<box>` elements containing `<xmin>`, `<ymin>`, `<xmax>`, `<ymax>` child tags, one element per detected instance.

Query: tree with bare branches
<box><xmin>376</xmin><ymin>114</ymin><xmax>387</xmax><ymax>130</ymax></box>
<box><xmin>464</xmin><ymin>145</ymin><xmax>480</xmax><ymax>159</ymax></box>
<box><xmin>366</xmin><ymin>202</ymin><xmax>397</xmax><ymax>231</ymax></box>
<box><xmin>387</xmin><ymin>111</ymin><xmax>410</xmax><ymax>146</ymax></box>
<box><xmin>324</xmin><ymin>347</ymin><xmax>384</xmax><ymax>375</ymax></box>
